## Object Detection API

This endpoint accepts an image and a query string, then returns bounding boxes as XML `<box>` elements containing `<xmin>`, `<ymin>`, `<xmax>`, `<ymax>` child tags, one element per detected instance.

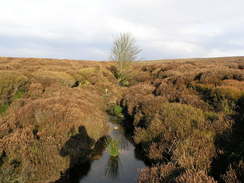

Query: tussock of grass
<box><xmin>106</xmin><ymin>138</ymin><xmax>120</xmax><ymax>157</ymax></box>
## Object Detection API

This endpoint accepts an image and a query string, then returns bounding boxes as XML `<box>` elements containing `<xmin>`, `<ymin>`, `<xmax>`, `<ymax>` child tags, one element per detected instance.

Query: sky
<box><xmin>0</xmin><ymin>0</ymin><xmax>244</xmax><ymax>60</ymax></box>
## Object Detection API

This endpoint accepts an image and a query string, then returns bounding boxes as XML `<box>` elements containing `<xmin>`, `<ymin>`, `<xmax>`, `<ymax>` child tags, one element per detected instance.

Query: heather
<box><xmin>0</xmin><ymin>56</ymin><xmax>244</xmax><ymax>182</ymax></box>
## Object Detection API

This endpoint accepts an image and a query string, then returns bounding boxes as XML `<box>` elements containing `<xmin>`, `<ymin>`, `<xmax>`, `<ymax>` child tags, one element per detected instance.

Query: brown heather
<box><xmin>175</xmin><ymin>170</ymin><xmax>217</xmax><ymax>183</ymax></box>
<box><xmin>0</xmin><ymin>57</ymin><xmax>120</xmax><ymax>182</ymax></box>
<box><xmin>138</xmin><ymin>164</ymin><xmax>217</xmax><ymax>183</ymax></box>
<box><xmin>0</xmin><ymin>56</ymin><xmax>244</xmax><ymax>182</ymax></box>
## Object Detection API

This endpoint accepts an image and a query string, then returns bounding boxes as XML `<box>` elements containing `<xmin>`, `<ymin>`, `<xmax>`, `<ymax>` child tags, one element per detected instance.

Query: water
<box><xmin>79</xmin><ymin>122</ymin><xmax>146</xmax><ymax>183</ymax></box>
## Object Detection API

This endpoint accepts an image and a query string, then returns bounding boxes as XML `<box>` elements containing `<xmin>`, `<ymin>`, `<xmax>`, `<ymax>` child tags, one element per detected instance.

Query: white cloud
<box><xmin>0</xmin><ymin>0</ymin><xmax>244</xmax><ymax>60</ymax></box>
<box><xmin>207</xmin><ymin>49</ymin><xmax>244</xmax><ymax>57</ymax></box>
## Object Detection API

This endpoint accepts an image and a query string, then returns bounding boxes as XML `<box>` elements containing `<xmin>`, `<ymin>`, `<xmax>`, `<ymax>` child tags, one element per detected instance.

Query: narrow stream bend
<box><xmin>80</xmin><ymin>121</ymin><xmax>146</xmax><ymax>183</ymax></box>
<box><xmin>55</xmin><ymin>119</ymin><xmax>146</xmax><ymax>183</ymax></box>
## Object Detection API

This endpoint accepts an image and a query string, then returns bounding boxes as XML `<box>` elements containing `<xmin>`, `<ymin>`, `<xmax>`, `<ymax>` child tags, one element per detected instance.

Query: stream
<box><xmin>78</xmin><ymin>120</ymin><xmax>146</xmax><ymax>183</ymax></box>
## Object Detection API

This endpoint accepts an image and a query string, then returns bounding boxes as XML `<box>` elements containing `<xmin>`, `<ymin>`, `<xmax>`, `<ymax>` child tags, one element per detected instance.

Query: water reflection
<box><xmin>52</xmin><ymin>122</ymin><xmax>146</xmax><ymax>183</ymax></box>
<box><xmin>60</xmin><ymin>126</ymin><xmax>95</xmax><ymax>166</ymax></box>
<box><xmin>53</xmin><ymin>126</ymin><xmax>108</xmax><ymax>183</ymax></box>
<box><xmin>105</xmin><ymin>156</ymin><xmax>121</xmax><ymax>179</ymax></box>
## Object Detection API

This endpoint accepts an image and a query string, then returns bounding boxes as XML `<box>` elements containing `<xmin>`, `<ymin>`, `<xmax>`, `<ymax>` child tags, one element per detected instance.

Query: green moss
<box><xmin>0</xmin><ymin>103</ymin><xmax>9</xmax><ymax>114</ymax></box>
<box><xmin>0</xmin><ymin>71</ymin><xmax>28</xmax><ymax>104</ymax></box>
<box><xmin>12</xmin><ymin>90</ymin><xmax>25</xmax><ymax>100</ymax></box>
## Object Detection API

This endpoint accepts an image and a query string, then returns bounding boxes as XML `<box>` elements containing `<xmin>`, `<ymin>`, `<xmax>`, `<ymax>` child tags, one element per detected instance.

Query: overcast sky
<box><xmin>0</xmin><ymin>0</ymin><xmax>244</xmax><ymax>60</ymax></box>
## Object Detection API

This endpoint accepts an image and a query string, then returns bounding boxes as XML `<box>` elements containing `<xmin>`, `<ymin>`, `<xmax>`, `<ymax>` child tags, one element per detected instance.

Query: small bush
<box><xmin>138</xmin><ymin>163</ymin><xmax>182</xmax><ymax>183</ymax></box>
<box><xmin>175</xmin><ymin>170</ymin><xmax>217</xmax><ymax>183</ymax></box>
<box><xmin>173</xmin><ymin>129</ymin><xmax>216</xmax><ymax>171</ymax></box>
<box><xmin>221</xmin><ymin>161</ymin><xmax>244</xmax><ymax>183</ymax></box>
<box><xmin>192</xmin><ymin>83</ymin><xmax>243</xmax><ymax>113</ymax></box>
<box><xmin>134</xmin><ymin>103</ymin><xmax>207</xmax><ymax>144</ymax></box>
<box><xmin>138</xmin><ymin>161</ymin><xmax>216</xmax><ymax>182</ymax></box>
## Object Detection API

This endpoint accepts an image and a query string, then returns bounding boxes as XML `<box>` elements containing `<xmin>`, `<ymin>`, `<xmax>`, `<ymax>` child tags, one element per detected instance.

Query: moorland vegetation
<box><xmin>0</xmin><ymin>56</ymin><xmax>244</xmax><ymax>182</ymax></box>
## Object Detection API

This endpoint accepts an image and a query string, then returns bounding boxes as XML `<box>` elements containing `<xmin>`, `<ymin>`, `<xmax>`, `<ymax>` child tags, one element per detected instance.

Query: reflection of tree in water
<box><xmin>52</xmin><ymin>126</ymin><xmax>107</xmax><ymax>183</ymax></box>
<box><xmin>105</xmin><ymin>156</ymin><xmax>122</xmax><ymax>179</ymax></box>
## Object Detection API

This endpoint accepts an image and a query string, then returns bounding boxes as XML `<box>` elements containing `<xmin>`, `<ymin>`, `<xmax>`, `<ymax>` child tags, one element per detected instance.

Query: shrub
<box><xmin>173</xmin><ymin>129</ymin><xmax>216</xmax><ymax>171</ymax></box>
<box><xmin>138</xmin><ymin>167</ymin><xmax>217</xmax><ymax>183</ymax></box>
<box><xmin>155</xmin><ymin>81</ymin><xmax>209</xmax><ymax>110</ymax></box>
<box><xmin>138</xmin><ymin>163</ymin><xmax>182</xmax><ymax>183</ymax></box>
<box><xmin>222</xmin><ymin>167</ymin><xmax>239</xmax><ymax>183</ymax></box>
<box><xmin>221</xmin><ymin>162</ymin><xmax>244</xmax><ymax>183</ymax></box>
<box><xmin>0</xmin><ymin>87</ymin><xmax>109</xmax><ymax>182</ymax></box>
<box><xmin>175</xmin><ymin>170</ymin><xmax>217</xmax><ymax>183</ymax></box>
<box><xmin>195</xmin><ymin>69</ymin><xmax>239</xmax><ymax>84</ymax></box>
<box><xmin>134</xmin><ymin>103</ymin><xmax>207</xmax><ymax>144</ymax></box>
<box><xmin>192</xmin><ymin>83</ymin><xmax>243</xmax><ymax>113</ymax></box>
<box><xmin>132</xmin><ymin>103</ymin><xmax>210</xmax><ymax>162</ymax></box>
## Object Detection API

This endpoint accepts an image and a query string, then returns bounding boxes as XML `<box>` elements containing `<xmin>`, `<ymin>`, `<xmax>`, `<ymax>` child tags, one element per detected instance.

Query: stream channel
<box><xmin>58</xmin><ymin>119</ymin><xmax>147</xmax><ymax>183</ymax></box>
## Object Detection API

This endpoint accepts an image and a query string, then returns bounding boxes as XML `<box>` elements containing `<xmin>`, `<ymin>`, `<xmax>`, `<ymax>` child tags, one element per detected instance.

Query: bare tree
<box><xmin>111</xmin><ymin>33</ymin><xmax>141</xmax><ymax>82</ymax></box>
